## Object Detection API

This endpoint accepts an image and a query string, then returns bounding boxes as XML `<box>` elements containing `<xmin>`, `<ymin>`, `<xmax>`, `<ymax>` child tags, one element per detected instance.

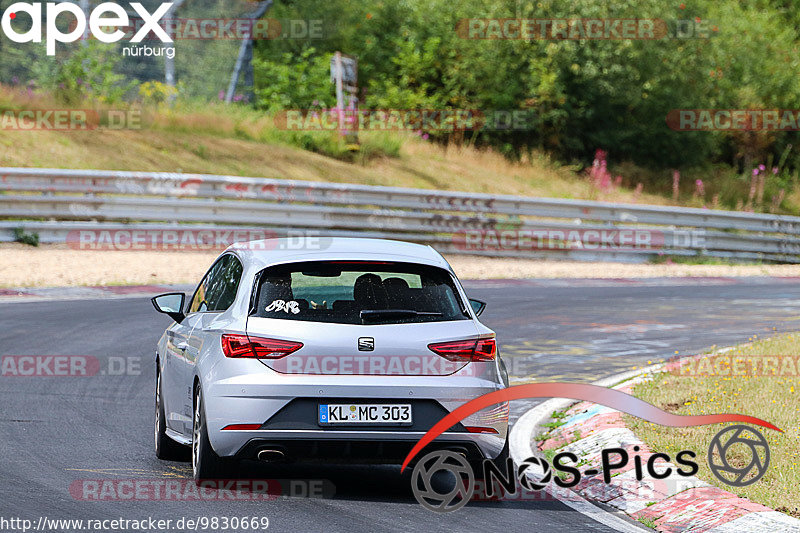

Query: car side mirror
<box><xmin>469</xmin><ymin>298</ymin><xmax>487</xmax><ymax>317</ymax></box>
<box><xmin>152</xmin><ymin>293</ymin><xmax>186</xmax><ymax>323</ymax></box>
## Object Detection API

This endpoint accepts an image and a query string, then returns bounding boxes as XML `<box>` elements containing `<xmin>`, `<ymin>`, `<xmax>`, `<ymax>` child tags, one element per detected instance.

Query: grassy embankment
<box><xmin>0</xmin><ymin>84</ymin><xmax>732</xmax><ymax>206</ymax></box>
<box><xmin>627</xmin><ymin>332</ymin><xmax>800</xmax><ymax>514</ymax></box>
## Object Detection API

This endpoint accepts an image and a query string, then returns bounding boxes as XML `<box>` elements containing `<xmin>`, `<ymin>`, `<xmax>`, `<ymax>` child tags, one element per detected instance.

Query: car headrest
<box><xmin>259</xmin><ymin>277</ymin><xmax>294</xmax><ymax>310</ymax></box>
<box><xmin>353</xmin><ymin>273</ymin><xmax>388</xmax><ymax>309</ymax></box>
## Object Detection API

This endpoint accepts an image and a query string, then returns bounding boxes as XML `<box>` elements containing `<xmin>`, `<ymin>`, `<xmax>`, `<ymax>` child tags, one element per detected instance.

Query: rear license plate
<box><xmin>319</xmin><ymin>404</ymin><xmax>412</xmax><ymax>425</ymax></box>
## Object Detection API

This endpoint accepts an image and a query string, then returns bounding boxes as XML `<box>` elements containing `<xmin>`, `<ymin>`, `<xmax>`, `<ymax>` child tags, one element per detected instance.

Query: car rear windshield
<box><xmin>252</xmin><ymin>261</ymin><xmax>469</xmax><ymax>324</ymax></box>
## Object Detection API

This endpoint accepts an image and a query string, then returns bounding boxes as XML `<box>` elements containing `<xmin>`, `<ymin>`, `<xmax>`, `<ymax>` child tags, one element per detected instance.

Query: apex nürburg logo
<box><xmin>2</xmin><ymin>2</ymin><xmax>174</xmax><ymax>55</ymax></box>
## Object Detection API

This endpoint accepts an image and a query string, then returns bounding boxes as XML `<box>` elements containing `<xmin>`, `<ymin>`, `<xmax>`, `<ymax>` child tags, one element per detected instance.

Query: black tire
<box><xmin>155</xmin><ymin>368</ymin><xmax>186</xmax><ymax>461</ymax></box>
<box><xmin>192</xmin><ymin>386</ymin><xmax>229</xmax><ymax>483</ymax></box>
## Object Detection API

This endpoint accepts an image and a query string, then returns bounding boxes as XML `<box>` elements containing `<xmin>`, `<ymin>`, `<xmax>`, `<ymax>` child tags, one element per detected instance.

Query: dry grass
<box><xmin>627</xmin><ymin>332</ymin><xmax>800</xmax><ymax>513</ymax></box>
<box><xmin>0</xmin><ymin>85</ymin><xmax>671</xmax><ymax>202</ymax></box>
<box><xmin>0</xmin><ymin>125</ymin><xmax>656</xmax><ymax>201</ymax></box>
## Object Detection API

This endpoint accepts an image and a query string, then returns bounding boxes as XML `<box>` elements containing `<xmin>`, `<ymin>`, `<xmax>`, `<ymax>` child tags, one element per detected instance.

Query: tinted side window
<box><xmin>214</xmin><ymin>256</ymin><xmax>244</xmax><ymax>311</ymax></box>
<box><xmin>189</xmin><ymin>255</ymin><xmax>242</xmax><ymax>313</ymax></box>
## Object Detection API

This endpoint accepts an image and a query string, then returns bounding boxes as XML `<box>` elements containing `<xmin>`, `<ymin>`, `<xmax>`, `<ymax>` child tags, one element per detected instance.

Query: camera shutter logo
<box><xmin>708</xmin><ymin>425</ymin><xmax>770</xmax><ymax>487</ymax></box>
<box><xmin>410</xmin><ymin>450</ymin><xmax>475</xmax><ymax>512</ymax></box>
<box><xmin>517</xmin><ymin>456</ymin><xmax>552</xmax><ymax>491</ymax></box>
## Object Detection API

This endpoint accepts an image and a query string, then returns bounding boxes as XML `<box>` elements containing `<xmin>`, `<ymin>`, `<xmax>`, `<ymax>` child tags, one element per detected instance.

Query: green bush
<box><xmin>13</xmin><ymin>227</ymin><xmax>39</xmax><ymax>247</ymax></box>
<box><xmin>252</xmin><ymin>0</ymin><xmax>800</xmax><ymax>172</ymax></box>
<box><xmin>32</xmin><ymin>40</ymin><xmax>136</xmax><ymax>105</ymax></box>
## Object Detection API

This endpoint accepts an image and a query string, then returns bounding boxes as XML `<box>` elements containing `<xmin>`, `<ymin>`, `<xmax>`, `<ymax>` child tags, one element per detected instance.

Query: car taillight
<box><xmin>221</xmin><ymin>334</ymin><xmax>303</xmax><ymax>359</ymax></box>
<box><xmin>427</xmin><ymin>337</ymin><xmax>496</xmax><ymax>362</ymax></box>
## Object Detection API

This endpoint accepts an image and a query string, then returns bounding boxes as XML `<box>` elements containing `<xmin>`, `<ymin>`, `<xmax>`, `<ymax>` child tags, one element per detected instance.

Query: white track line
<box><xmin>510</xmin><ymin>397</ymin><xmax>646</xmax><ymax>533</ymax></box>
<box><xmin>507</xmin><ymin>365</ymin><xmax>670</xmax><ymax>533</ymax></box>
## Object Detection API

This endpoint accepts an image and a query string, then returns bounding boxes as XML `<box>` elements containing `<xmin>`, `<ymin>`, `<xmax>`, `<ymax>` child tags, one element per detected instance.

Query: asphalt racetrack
<box><xmin>1</xmin><ymin>278</ymin><xmax>799</xmax><ymax>532</ymax></box>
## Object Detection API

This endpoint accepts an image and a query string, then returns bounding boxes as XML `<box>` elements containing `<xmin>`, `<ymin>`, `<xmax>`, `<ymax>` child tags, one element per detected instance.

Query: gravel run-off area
<box><xmin>2</xmin><ymin>243</ymin><xmax>800</xmax><ymax>288</ymax></box>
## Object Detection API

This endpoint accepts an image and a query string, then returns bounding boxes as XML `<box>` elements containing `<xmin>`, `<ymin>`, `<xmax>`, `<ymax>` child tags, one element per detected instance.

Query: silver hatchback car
<box><xmin>151</xmin><ymin>237</ymin><xmax>509</xmax><ymax>481</ymax></box>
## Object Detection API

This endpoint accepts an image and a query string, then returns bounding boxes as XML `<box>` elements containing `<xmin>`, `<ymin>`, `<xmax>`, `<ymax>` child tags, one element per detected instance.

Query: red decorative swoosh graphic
<box><xmin>401</xmin><ymin>382</ymin><xmax>782</xmax><ymax>472</ymax></box>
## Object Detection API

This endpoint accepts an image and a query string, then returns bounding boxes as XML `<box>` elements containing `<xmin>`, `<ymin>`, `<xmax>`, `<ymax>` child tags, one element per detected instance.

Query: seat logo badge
<box><xmin>358</xmin><ymin>337</ymin><xmax>374</xmax><ymax>351</ymax></box>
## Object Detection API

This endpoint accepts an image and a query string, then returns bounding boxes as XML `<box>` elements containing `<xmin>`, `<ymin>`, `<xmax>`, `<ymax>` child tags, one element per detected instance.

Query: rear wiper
<box><xmin>360</xmin><ymin>309</ymin><xmax>443</xmax><ymax>321</ymax></box>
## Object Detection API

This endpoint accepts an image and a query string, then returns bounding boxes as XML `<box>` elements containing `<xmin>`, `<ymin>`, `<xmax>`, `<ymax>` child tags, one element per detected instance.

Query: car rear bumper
<box><xmin>202</xmin><ymin>369</ymin><xmax>508</xmax><ymax>461</ymax></box>
<box><xmin>232</xmin><ymin>434</ymin><xmax>491</xmax><ymax>465</ymax></box>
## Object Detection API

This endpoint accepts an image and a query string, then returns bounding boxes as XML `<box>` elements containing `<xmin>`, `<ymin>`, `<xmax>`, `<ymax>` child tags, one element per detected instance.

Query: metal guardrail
<box><xmin>2</xmin><ymin>167</ymin><xmax>800</xmax><ymax>263</ymax></box>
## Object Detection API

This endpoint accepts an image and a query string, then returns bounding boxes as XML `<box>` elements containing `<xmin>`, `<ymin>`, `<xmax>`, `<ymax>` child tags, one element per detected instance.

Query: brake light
<box><xmin>329</xmin><ymin>261</ymin><xmax>391</xmax><ymax>265</ymax></box>
<box><xmin>427</xmin><ymin>337</ymin><xmax>496</xmax><ymax>362</ymax></box>
<box><xmin>221</xmin><ymin>334</ymin><xmax>303</xmax><ymax>359</ymax></box>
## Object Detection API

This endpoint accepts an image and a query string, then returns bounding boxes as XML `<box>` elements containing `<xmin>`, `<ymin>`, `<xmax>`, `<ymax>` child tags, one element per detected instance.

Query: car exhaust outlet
<box><xmin>257</xmin><ymin>449</ymin><xmax>286</xmax><ymax>462</ymax></box>
<box><xmin>446</xmin><ymin>447</ymin><xmax>469</xmax><ymax>458</ymax></box>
